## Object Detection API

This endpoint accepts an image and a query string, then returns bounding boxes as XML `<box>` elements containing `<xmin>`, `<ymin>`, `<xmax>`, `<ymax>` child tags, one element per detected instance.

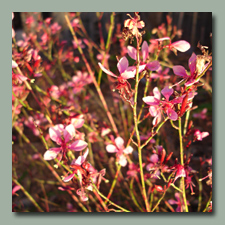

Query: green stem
<box><xmin>93</xmin><ymin>184</ymin><xmax>131</xmax><ymax>212</ymax></box>
<box><xmin>178</xmin><ymin>117</ymin><xmax>189</xmax><ymax>212</ymax></box>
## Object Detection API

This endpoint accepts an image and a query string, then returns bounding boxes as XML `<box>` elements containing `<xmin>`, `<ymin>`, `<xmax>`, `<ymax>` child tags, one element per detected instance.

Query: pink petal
<box><xmin>167</xmin><ymin>108</ymin><xmax>178</xmax><ymax>121</ymax></box>
<box><xmin>156</xmin><ymin>37</ymin><xmax>171</xmax><ymax>42</ymax></box>
<box><xmin>143</xmin><ymin>96</ymin><xmax>160</xmax><ymax>106</ymax></box>
<box><xmin>146</xmin><ymin>61</ymin><xmax>160</xmax><ymax>71</ymax></box>
<box><xmin>71</xmin><ymin>117</ymin><xmax>84</xmax><ymax>129</ymax></box>
<box><xmin>98</xmin><ymin>62</ymin><xmax>117</xmax><ymax>78</ymax></box>
<box><xmin>121</xmin><ymin>66</ymin><xmax>136</xmax><ymax>79</ymax></box>
<box><xmin>152</xmin><ymin>114</ymin><xmax>161</xmax><ymax>125</ymax></box>
<box><xmin>115</xmin><ymin>137</ymin><xmax>124</xmax><ymax>150</ymax></box>
<box><xmin>106</xmin><ymin>144</ymin><xmax>118</xmax><ymax>153</ymax></box>
<box><xmin>153</xmin><ymin>87</ymin><xmax>161</xmax><ymax>100</ymax></box>
<box><xmin>63</xmin><ymin>124</ymin><xmax>76</xmax><ymax>143</ymax></box>
<box><xmin>76</xmin><ymin>188</ymin><xmax>88</xmax><ymax>201</ymax></box>
<box><xmin>73</xmin><ymin>148</ymin><xmax>89</xmax><ymax>165</ymax></box>
<box><xmin>173</xmin><ymin>65</ymin><xmax>188</xmax><ymax>78</ymax></box>
<box><xmin>12</xmin><ymin>185</ymin><xmax>21</xmax><ymax>195</ymax></box>
<box><xmin>140</xmin><ymin>65</ymin><xmax>147</xmax><ymax>73</ymax></box>
<box><xmin>127</xmin><ymin>45</ymin><xmax>137</xmax><ymax>60</ymax></box>
<box><xmin>123</xmin><ymin>146</ymin><xmax>133</xmax><ymax>154</ymax></box>
<box><xmin>12</xmin><ymin>60</ymin><xmax>18</xmax><ymax>68</ymax></box>
<box><xmin>150</xmin><ymin>154</ymin><xmax>159</xmax><ymax>163</ymax></box>
<box><xmin>161</xmin><ymin>86</ymin><xmax>173</xmax><ymax>101</ymax></box>
<box><xmin>49</xmin><ymin>124</ymin><xmax>64</xmax><ymax>145</ymax></box>
<box><xmin>118</xmin><ymin>154</ymin><xmax>127</xmax><ymax>167</ymax></box>
<box><xmin>141</xmin><ymin>41</ymin><xmax>149</xmax><ymax>62</ymax></box>
<box><xmin>43</xmin><ymin>147</ymin><xmax>62</xmax><ymax>160</ymax></box>
<box><xmin>117</xmin><ymin>57</ymin><xmax>128</xmax><ymax>74</ymax></box>
<box><xmin>63</xmin><ymin>173</ymin><xmax>75</xmax><ymax>182</ymax></box>
<box><xmin>171</xmin><ymin>40</ymin><xmax>190</xmax><ymax>52</ymax></box>
<box><xmin>149</xmin><ymin>106</ymin><xmax>158</xmax><ymax>117</ymax></box>
<box><xmin>68</xmin><ymin>140</ymin><xmax>88</xmax><ymax>151</ymax></box>
<box><xmin>188</xmin><ymin>53</ymin><xmax>197</xmax><ymax>75</ymax></box>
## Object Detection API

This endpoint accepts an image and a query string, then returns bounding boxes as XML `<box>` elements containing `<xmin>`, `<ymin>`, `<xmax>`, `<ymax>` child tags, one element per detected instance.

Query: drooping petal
<box><xmin>173</xmin><ymin>65</ymin><xmax>188</xmax><ymax>78</ymax></box>
<box><xmin>63</xmin><ymin>124</ymin><xmax>76</xmax><ymax>143</ymax></box>
<box><xmin>68</xmin><ymin>140</ymin><xmax>88</xmax><ymax>151</ymax></box>
<box><xmin>117</xmin><ymin>57</ymin><xmax>129</xmax><ymax>74</ymax></box>
<box><xmin>188</xmin><ymin>53</ymin><xmax>197</xmax><ymax>75</ymax></box>
<box><xmin>115</xmin><ymin>137</ymin><xmax>124</xmax><ymax>150</ymax></box>
<box><xmin>98</xmin><ymin>62</ymin><xmax>117</xmax><ymax>78</ymax></box>
<box><xmin>123</xmin><ymin>146</ymin><xmax>133</xmax><ymax>155</ymax></box>
<box><xmin>106</xmin><ymin>144</ymin><xmax>118</xmax><ymax>153</ymax></box>
<box><xmin>167</xmin><ymin>108</ymin><xmax>178</xmax><ymax>121</ymax></box>
<box><xmin>63</xmin><ymin>173</ymin><xmax>75</xmax><ymax>182</ymax></box>
<box><xmin>146</xmin><ymin>61</ymin><xmax>160</xmax><ymax>71</ymax></box>
<box><xmin>143</xmin><ymin>96</ymin><xmax>160</xmax><ymax>106</ymax></box>
<box><xmin>171</xmin><ymin>40</ymin><xmax>190</xmax><ymax>52</ymax></box>
<box><xmin>43</xmin><ymin>147</ymin><xmax>61</xmax><ymax>160</ymax></box>
<box><xmin>73</xmin><ymin>148</ymin><xmax>89</xmax><ymax>166</ymax></box>
<box><xmin>118</xmin><ymin>154</ymin><xmax>127</xmax><ymax>167</ymax></box>
<box><xmin>127</xmin><ymin>45</ymin><xmax>137</xmax><ymax>60</ymax></box>
<box><xmin>142</xmin><ymin>41</ymin><xmax>149</xmax><ymax>62</ymax></box>
<box><xmin>49</xmin><ymin>124</ymin><xmax>64</xmax><ymax>145</ymax></box>
<box><xmin>161</xmin><ymin>86</ymin><xmax>173</xmax><ymax>101</ymax></box>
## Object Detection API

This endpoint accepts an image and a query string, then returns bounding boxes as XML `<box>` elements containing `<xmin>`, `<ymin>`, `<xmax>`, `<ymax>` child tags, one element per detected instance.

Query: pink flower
<box><xmin>124</xmin><ymin>13</ymin><xmax>145</xmax><ymax>37</ymax></box>
<box><xmin>98</xmin><ymin>56</ymin><xmax>140</xmax><ymax>81</ymax></box>
<box><xmin>127</xmin><ymin>40</ymin><xmax>160</xmax><ymax>71</ymax></box>
<box><xmin>156</xmin><ymin>36</ymin><xmax>190</xmax><ymax>53</ymax></box>
<box><xmin>168</xmin><ymin>193</ymin><xmax>189</xmax><ymax>212</ymax></box>
<box><xmin>173</xmin><ymin>53</ymin><xmax>199</xmax><ymax>86</ymax></box>
<box><xmin>51</xmin><ymin>22</ymin><xmax>62</xmax><ymax>34</ymax></box>
<box><xmin>43</xmin><ymin>124</ymin><xmax>88</xmax><ymax>161</ymax></box>
<box><xmin>143</xmin><ymin>86</ymin><xmax>183</xmax><ymax>125</ymax></box>
<box><xmin>193</xmin><ymin>129</ymin><xmax>209</xmax><ymax>141</ymax></box>
<box><xmin>106</xmin><ymin>136</ymin><xmax>133</xmax><ymax>167</ymax></box>
<box><xmin>63</xmin><ymin>148</ymin><xmax>89</xmax><ymax>182</ymax></box>
<box><xmin>63</xmin><ymin>149</ymin><xmax>106</xmax><ymax>201</ymax></box>
<box><xmin>146</xmin><ymin>146</ymin><xmax>172</xmax><ymax>178</ymax></box>
<box><xmin>193</xmin><ymin>108</ymin><xmax>207</xmax><ymax>120</ymax></box>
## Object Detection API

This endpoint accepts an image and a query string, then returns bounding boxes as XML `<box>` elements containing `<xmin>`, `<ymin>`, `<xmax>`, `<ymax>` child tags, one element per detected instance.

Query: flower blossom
<box><xmin>124</xmin><ymin>13</ymin><xmax>145</xmax><ymax>37</ymax></box>
<box><xmin>127</xmin><ymin>40</ymin><xmax>160</xmax><ymax>71</ymax></box>
<box><xmin>98</xmin><ymin>56</ymin><xmax>143</xmax><ymax>82</ymax></box>
<box><xmin>43</xmin><ymin>124</ymin><xmax>88</xmax><ymax>162</ymax></box>
<box><xmin>143</xmin><ymin>86</ymin><xmax>183</xmax><ymax>125</ymax></box>
<box><xmin>173</xmin><ymin>53</ymin><xmax>200</xmax><ymax>86</ymax></box>
<box><xmin>63</xmin><ymin>149</ymin><xmax>106</xmax><ymax>201</ymax></box>
<box><xmin>106</xmin><ymin>136</ymin><xmax>133</xmax><ymax>167</ymax></box>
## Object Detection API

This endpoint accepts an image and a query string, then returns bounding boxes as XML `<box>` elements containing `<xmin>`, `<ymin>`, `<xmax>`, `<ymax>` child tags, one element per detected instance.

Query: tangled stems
<box><xmin>65</xmin><ymin>14</ymin><xmax>119</xmax><ymax>137</ymax></box>
<box><xmin>12</xmin><ymin>178</ymin><xmax>44</xmax><ymax>212</ymax></box>
<box><xmin>178</xmin><ymin>117</ymin><xmax>189</xmax><ymax>212</ymax></box>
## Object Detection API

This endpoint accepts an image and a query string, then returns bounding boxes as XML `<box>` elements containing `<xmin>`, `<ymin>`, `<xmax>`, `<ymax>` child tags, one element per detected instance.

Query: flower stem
<box><xmin>93</xmin><ymin>184</ymin><xmax>131</xmax><ymax>212</ymax></box>
<box><xmin>65</xmin><ymin>14</ymin><xmax>119</xmax><ymax>137</ymax></box>
<box><xmin>178</xmin><ymin>117</ymin><xmax>189</xmax><ymax>212</ymax></box>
